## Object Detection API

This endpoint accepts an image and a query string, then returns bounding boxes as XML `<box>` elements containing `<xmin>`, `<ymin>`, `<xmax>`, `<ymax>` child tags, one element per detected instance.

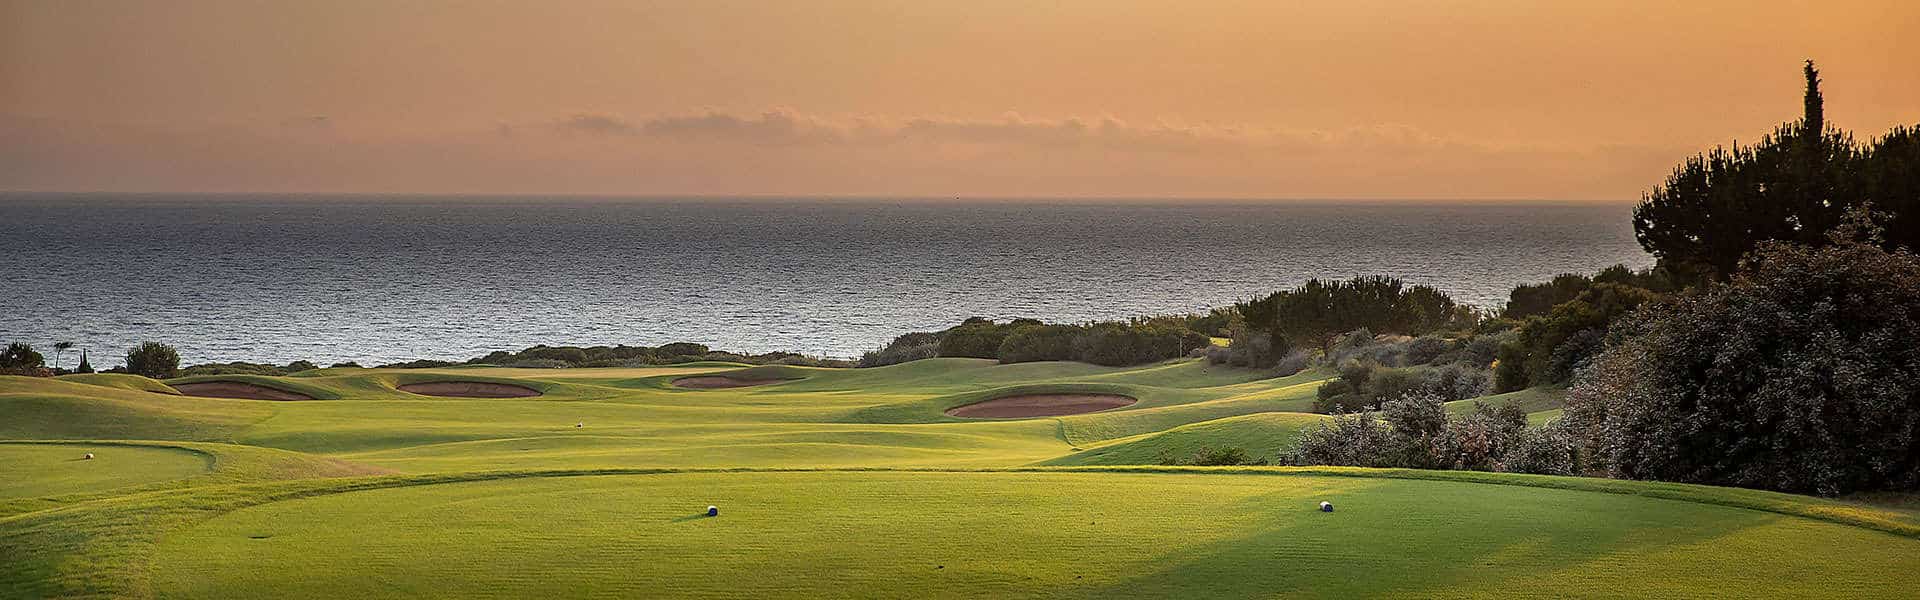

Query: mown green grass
<box><xmin>54</xmin><ymin>373</ymin><xmax>181</xmax><ymax>395</ymax></box>
<box><xmin>0</xmin><ymin>443</ymin><xmax>208</xmax><ymax>499</ymax></box>
<box><xmin>1044</xmin><ymin>412</ymin><xmax>1328</xmax><ymax>466</ymax></box>
<box><xmin>151</xmin><ymin>471</ymin><xmax>1919</xmax><ymax>599</ymax></box>
<box><xmin>2</xmin><ymin>359</ymin><xmax>1912</xmax><ymax>599</ymax></box>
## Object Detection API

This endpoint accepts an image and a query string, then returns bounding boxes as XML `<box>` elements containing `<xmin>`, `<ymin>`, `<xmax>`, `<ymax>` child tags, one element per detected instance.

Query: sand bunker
<box><xmin>172</xmin><ymin>381</ymin><xmax>314</xmax><ymax>401</ymax></box>
<box><xmin>672</xmin><ymin>376</ymin><xmax>793</xmax><ymax>389</ymax></box>
<box><xmin>945</xmin><ymin>393</ymin><xmax>1137</xmax><ymax>418</ymax></box>
<box><xmin>398</xmin><ymin>381</ymin><xmax>542</xmax><ymax>398</ymax></box>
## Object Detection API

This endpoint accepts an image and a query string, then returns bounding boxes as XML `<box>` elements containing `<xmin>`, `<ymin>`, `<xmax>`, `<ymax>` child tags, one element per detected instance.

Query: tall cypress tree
<box><xmin>1632</xmin><ymin>61</ymin><xmax>1857</xmax><ymax>282</ymax></box>
<box><xmin>1802</xmin><ymin>60</ymin><xmax>1823</xmax><ymax>135</ymax></box>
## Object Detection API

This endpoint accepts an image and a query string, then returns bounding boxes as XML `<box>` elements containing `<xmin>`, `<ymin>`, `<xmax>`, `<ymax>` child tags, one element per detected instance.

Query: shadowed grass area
<box><xmin>142</xmin><ymin>471</ymin><xmax>1918</xmax><ymax>599</ymax></box>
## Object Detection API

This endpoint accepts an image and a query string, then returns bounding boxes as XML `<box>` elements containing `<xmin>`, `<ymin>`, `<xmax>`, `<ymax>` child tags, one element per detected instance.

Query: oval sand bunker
<box><xmin>672</xmin><ymin>376</ymin><xmax>791</xmax><ymax>389</ymax></box>
<box><xmin>172</xmin><ymin>381</ymin><xmax>314</xmax><ymax>401</ymax></box>
<box><xmin>946</xmin><ymin>393</ymin><xmax>1137</xmax><ymax>418</ymax></box>
<box><xmin>398</xmin><ymin>382</ymin><xmax>541</xmax><ymax>398</ymax></box>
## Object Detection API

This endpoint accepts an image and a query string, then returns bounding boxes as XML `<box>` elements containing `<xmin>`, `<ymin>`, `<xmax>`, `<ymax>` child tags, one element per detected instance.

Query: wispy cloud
<box><xmin>0</xmin><ymin>110</ymin><xmax>1682</xmax><ymax>200</ymax></box>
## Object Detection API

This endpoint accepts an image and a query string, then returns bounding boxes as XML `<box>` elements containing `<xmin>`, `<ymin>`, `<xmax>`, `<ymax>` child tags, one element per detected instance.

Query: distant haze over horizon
<box><xmin>3</xmin><ymin>1</ymin><xmax>1915</xmax><ymax>200</ymax></box>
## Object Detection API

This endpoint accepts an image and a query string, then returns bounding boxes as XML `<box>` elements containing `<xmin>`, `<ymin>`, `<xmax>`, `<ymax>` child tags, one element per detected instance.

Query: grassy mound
<box><xmin>1044</xmin><ymin>412</ymin><xmax>1327</xmax><ymax>466</ymax></box>
<box><xmin>53</xmin><ymin>374</ymin><xmax>180</xmax><ymax>395</ymax></box>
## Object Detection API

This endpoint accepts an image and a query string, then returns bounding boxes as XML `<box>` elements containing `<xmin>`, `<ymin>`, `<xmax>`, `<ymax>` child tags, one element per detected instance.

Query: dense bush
<box><xmin>1</xmin><ymin>342</ymin><xmax>45</xmax><ymax>369</ymax></box>
<box><xmin>1635</xmin><ymin>62</ymin><xmax>1920</xmax><ymax>282</ymax></box>
<box><xmin>1236</xmin><ymin>276</ymin><xmax>1476</xmax><ymax>362</ymax></box>
<box><xmin>1308</xmin><ymin>327</ymin><xmax>1501</xmax><ymax>413</ymax></box>
<box><xmin>1492</xmin><ymin>283</ymin><xmax>1660</xmax><ymax>391</ymax></box>
<box><xmin>1289</xmin><ymin>392</ymin><xmax>1575</xmax><ymax>475</ymax></box>
<box><xmin>861</xmin><ymin>332</ymin><xmax>941</xmax><ymax>367</ymax></box>
<box><xmin>0</xmin><ymin>342</ymin><xmax>49</xmax><ymax>376</ymax></box>
<box><xmin>1313</xmin><ymin>360</ymin><xmax>1424</xmax><ymax>413</ymax></box>
<box><xmin>1159</xmin><ymin>446</ymin><xmax>1268</xmax><ymax>466</ymax></box>
<box><xmin>870</xmin><ymin>318</ymin><xmax>1210</xmax><ymax>368</ymax></box>
<box><xmin>1401</xmin><ymin>335</ymin><xmax>1450</xmax><ymax>365</ymax></box>
<box><xmin>1272</xmin><ymin>349</ymin><xmax>1311</xmax><ymax>376</ymax></box>
<box><xmin>997</xmin><ymin>324</ymin><xmax>1082</xmax><ymax>363</ymax></box>
<box><xmin>1211</xmin><ymin>325</ymin><xmax>1281</xmax><ymax>368</ymax></box>
<box><xmin>1562</xmin><ymin>214</ymin><xmax>1920</xmax><ymax>495</ymax></box>
<box><xmin>1074</xmin><ymin>323</ymin><xmax>1205</xmax><ymax>367</ymax></box>
<box><xmin>450</xmin><ymin>342</ymin><xmax>842</xmax><ymax>369</ymax></box>
<box><xmin>376</xmin><ymin>359</ymin><xmax>458</xmax><ymax>369</ymax></box>
<box><xmin>180</xmin><ymin>360</ymin><xmax>321</xmax><ymax>377</ymax></box>
<box><xmin>124</xmin><ymin>342</ymin><xmax>179</xmax><ymax>379</ymax></box>
<box><xmin>935</xmin><ymin>320</ymin><xmax>1012</xmax><ymax>359</ymax></box>
<box><xmin>1421</xmin><ymin>363</ymin><xmax>1490</xmax><ymax>401</ymax></box>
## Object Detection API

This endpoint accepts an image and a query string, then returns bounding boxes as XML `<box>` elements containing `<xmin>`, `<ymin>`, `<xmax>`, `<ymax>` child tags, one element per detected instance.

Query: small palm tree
<box><xmin>52</xmin><ymin>341</ymin><xmax>75</xmax><ymax>371</ymax></box>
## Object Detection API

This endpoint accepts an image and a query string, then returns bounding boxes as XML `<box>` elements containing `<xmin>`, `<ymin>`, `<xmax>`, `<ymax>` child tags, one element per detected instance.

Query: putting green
<box><xmin>154</xmin><ymin>471</ymin><xmax>1917</xmax><ymax>599</ymax></box>
<box><xmin>0</xmin><ymin>443</ymin><xmax>209</xmax><ymax>498</ymax></box>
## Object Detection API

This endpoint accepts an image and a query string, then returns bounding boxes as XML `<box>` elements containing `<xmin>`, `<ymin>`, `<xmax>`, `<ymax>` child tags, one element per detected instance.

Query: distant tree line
<box><xmin>862</xmin><ymin>317</ymin><xmax>1213</xmax><ymax>368</ymax></box>
<box><xmin>0</xmin><ymin>340</ymin><xmax>855</xmax><ymax>379</ymax></box>
<box><xmin>0</xmin><ymin>341</ymin><xmax>168</xmax><ymax>378</ymax></box>
<box><xmin>1224</xmin><ymin>276</ymin><xmax>1478</xmax><ymax>369</ymax></box>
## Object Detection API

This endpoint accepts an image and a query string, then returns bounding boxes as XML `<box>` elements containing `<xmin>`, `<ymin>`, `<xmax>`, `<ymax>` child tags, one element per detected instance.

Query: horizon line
<box><xmin>0</xmin><ymin>190</ymin><xmax>1637</xmax><ymax>205</ymax></box>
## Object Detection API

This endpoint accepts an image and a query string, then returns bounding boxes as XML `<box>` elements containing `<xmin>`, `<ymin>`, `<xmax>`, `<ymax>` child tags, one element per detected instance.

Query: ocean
<box><xmin>0</xmin><ymin>194</ymin><xmax>1651</xmax><ymax>366</ymax></box>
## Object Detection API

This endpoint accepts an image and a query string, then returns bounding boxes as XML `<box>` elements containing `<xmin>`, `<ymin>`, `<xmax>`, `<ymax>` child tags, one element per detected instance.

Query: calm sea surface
<box><xmin>0</xmin><ymin>194</ymin><xmax>1651</xmax><ymax>366</ymax></box>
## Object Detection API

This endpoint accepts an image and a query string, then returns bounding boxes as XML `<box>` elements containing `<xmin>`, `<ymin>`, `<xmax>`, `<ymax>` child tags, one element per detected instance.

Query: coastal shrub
<box><xmin>1215</xmin><ymin>326</ymin><xmax>1280</xmax><ymax>367</ymax></box>
<box><xmin>1289</xmin><ymin>410</ymin><xmax>1396</xmax><ymax>468</ymax></box>
<box><xmin>1072</xmin><ymin>323</ymin><xmax>1205</xmax><ymax>366</ymax></box>
<box><xmin>181</xmin><ymin>362</ymin><xmax>283</xmax><ymax>377</ymax></box>
<box><xmin>497</xmin><ymin>359</ymin><xmax>570</xmax><ymax>369</ymax></box>
<box><xmin>1402</xmin><ymin>335</ymin><xmax>1450</xmax><ymax>365</ymax></box>
<box><xmin>1289</xmin><ymin>392</ymin><xmax>1576</xmax><ymax>475</ymax></box>
<box><xmin>1493</xmin><ymin>283</ymin><xmax>1660</xmax><ymax>391</ymax></box>
<box><xmin>1540</xmin><ymin>328</ymin><xmax>1605</xmax><ymax>385</ymax></box>
<box><xmin>1421</xmin><ymin>363</ymin><xmax>1489</xmax><ymax>401</ymax></box>
<box><xmin>1452</xmin><ymin>331</ymin><xmax>1507</xmax><ymax>368</ymax></box>
<box><xmin>375</xmin><ymin>359</ymin><xmax>458</xmax><ymax>369</ymax></box>
<box><xmin>1160</xmin><ymin>446</ymin><xmax>1267</xmax><ymax>466</ymax></box>
<box><xmin>1502</xmin><ymin>273</ymin><xmax>1596</xmax><ymax>319</ymax></box>
<box><xmin>516</xmin><ymin>346</ymin><xmax>589</xmax><ymax>364</ymax></box>
<box><xmin>329</xmin><ymin>362</ymin><xmax>362</xmax><ymax>369</ymax></box>
<box><xmin>936</xmin><ymin>321</ymin><xmax>1011</xmax><ymax>359</ymax></box>
<box><xmin>1</xmin><ymin>342</ymin><xmax>45</xmax><ymax>369</ymax></box>
<box><xmin>655</xmin><ymin>342</ymin><xmax>710</xmax><ymax>357</ymax></box>
<box><xmin>861</xmin><ymin>332</ymin><xmax>941</xmax><ymax>367</ymax></box>
<box><xmin>1273</xmin><ymin>349</ymin><xmax>1311</xmax><ymax>376</ymax></box>
<box><xmin>0</xmin><ymin>342</ymin><xmax>49</xmax><ymax>376</ymax></box>
<box><xmin>1236</xmin><ymin>276</ymin><xmax>1476</xmax><ymax>355</ymax></box>
<box><xmin>124</xmin><ymin>342</ymin><xmax>180</xmax><ymax>379</ymax></box>
<box><xmin>1562</xmin><ymin>212</ymin><xmax>1920</xmax><ymax>495</ymax></box>
<box><xmin>997</xmin><ymin>324</ymin><xmax>1082</xmax><ymax>363</ymax></box>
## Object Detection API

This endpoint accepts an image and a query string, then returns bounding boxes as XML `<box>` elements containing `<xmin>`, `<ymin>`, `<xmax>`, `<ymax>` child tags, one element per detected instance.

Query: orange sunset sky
<box><xmin>2</xmin><ymin>1</ymin><xmax>1915</xmax><ymax>200</ymax></box>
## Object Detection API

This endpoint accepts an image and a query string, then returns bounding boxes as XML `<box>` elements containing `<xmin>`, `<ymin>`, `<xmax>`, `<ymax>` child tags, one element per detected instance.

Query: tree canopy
<box><xmin>1634</xmin><ymin>61</ymin><xmax>1920</xmax><ymax>282</ymax></box>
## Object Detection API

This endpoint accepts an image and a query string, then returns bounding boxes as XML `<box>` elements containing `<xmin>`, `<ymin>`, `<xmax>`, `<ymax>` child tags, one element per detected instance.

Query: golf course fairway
<box><xmin>5</xmin><ymin>358</ymin><xmax>1917</xmax><ymax>598</ymax></box>
<box><xmin>153</xmin><ymin>472</ymin><xmax>1916</xmax><ymax>599</ymax></box>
